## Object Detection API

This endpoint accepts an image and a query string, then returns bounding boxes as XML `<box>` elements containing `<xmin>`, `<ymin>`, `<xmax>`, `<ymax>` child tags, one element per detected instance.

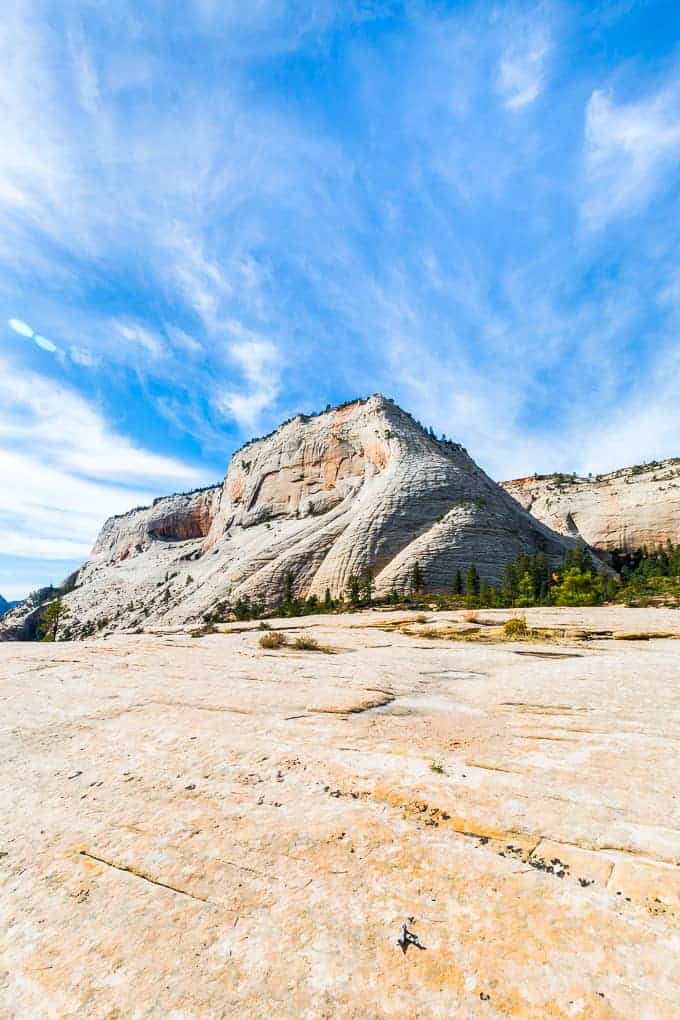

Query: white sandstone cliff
<box><xmin>502</xmin><ymin>459</ymin><xmax>680</xmax><ymax>553</ymax></box>
<box><xmin>2</xmin><ymin>395</ymin><xmax>594</xmax><ymax>638</ymax></box>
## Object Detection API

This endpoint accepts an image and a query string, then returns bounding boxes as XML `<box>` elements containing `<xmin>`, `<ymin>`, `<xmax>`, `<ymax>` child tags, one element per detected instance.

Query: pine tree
<box><xmin>283</xmin><ymin>571</ymin><xmax>294</xmax><ymax>606</ymax></box>
<box><xmin>465</xmin><ymin>564</ymin><xmax>480</xmax><ymax>597</ymax></box>
<box><xmin>39</xmin><ymin>597</ymin><xmax>70</xmax><ymax>642</ymax></box>
<box><xmin>323</xmin><ymin>587</ymin><xmax>332</xmax><ymax>610</ymax></box>
<box><xmin>346</xmin><ymin>575</ymin><xmax>360</xmax><ymax>607</ymax></box>
<box><xmin>452</xmin><ymin>569</ymin><xmax>463</xmax><ymax>595</ymax></box>
<box><xmin>411</xmin><ymin>561</ymin><xmax>424</xmax><ymax>594</ymax></box>
<box><xmin>501</xmin><ymin>562</ymin><xmax>517</xmax><ymax>604</ymax></box>
<box><xmin>515</xmin><ymin>572</ymin><xmax>535</xmax><ymax>607</ymax></box>
<box><xmin>361</xmin><ymin>569</ymin><xmax>374</xmax><ymax>605</ymax></box>
<box><xmin>553</xmin><ymin>568</ymin><xmax>603</xmax><ymax>607</ymax></box>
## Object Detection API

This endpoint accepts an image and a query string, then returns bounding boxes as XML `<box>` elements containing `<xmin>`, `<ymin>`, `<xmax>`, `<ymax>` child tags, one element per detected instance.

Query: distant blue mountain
<box><xmin>0</xmin><ymin>595</ymin><xmax>19</xmax><ymax>617</ymax></box>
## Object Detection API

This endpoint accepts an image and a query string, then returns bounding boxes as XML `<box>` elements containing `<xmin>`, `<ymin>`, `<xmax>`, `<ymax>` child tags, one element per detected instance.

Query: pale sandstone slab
<box><xmin>0</xmin><ymin>607</ymin><xmax>679</xmax><ymax>1018</ymax></box>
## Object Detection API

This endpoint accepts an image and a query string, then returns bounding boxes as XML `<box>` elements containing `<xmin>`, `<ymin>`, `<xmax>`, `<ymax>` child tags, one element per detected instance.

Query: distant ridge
<box><xmin>502</xmin><ymin>459</ymin><xmax>680</xmax><ymax>552</ymax></box>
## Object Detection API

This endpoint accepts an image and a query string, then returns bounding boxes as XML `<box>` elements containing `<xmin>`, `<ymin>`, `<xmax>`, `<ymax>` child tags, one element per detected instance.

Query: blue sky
<box><xmin>2</xmin><ymin>0</ymin><xmax>680</xmax><ymax>599</ymax></box>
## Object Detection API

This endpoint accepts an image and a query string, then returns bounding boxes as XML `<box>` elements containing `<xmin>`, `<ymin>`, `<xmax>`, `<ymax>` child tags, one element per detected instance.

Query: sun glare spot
<box><xmin>8</xmin><ymin>318</ymin><xmax>34</xmax><ymax>338</ymax></box>
<box><xmin>34</xmin><ymin>335</ymin><xmax>58</xmax><ymax>353</ymax></box>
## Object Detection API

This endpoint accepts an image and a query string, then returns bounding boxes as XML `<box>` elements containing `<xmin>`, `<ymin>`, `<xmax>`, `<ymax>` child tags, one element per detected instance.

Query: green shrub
<box><xmin>552</xmin><ymin>568</ymin><xmax>603</xmax><ymax>606</ymax></box>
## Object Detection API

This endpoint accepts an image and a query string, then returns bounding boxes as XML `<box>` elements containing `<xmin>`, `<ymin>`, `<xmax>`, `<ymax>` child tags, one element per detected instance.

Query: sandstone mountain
<box><xmin>502</xmin><ymin>458</ymin><xmax>680</xmax><ymax>553</ymax></box>
<box><xmin>1</xmin><ymin>395</ymin><xmax>594</xmax><ymax>639</ymax></box>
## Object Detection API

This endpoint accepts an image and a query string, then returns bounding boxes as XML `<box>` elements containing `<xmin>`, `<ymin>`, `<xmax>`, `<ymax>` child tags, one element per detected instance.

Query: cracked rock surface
<box><xmin>1</xmin><ymin>606</ymin><xmax>679</xmax><ymax>1018</ymax></box>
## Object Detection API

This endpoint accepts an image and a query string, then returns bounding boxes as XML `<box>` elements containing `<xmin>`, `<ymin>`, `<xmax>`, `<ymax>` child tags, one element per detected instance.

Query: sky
<box><xmin>2</xmin><ymin>0</ymin><xmax>680</xmax><ymax>600</ymax></box>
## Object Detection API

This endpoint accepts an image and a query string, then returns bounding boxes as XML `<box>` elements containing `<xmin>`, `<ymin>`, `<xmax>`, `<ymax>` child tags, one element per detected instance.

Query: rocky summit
<box><xmin>502</xmin><ymin>459</ymin><xmax>680</xmax><ymax>553</ymax></box>
<box><xmin>1</xmin><ymin>395</ymin><xmax>590</xmax><ymax>639</ymax></box>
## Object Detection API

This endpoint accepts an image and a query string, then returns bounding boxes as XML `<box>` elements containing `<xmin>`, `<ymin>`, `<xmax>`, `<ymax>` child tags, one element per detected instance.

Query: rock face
<box><xmin>1</xmin><ymin>395</ymin><xmax>592</xmax><ymax>638</ymax></box>
<box><xmin>91</xmin><ymin>486</ymin><xmax>222</xmax><ymax>563</ymax></box>
<box><xmin>502</xmin><ymin>459</ymin><xmax>680</xmax><ymax>553</ymax></box>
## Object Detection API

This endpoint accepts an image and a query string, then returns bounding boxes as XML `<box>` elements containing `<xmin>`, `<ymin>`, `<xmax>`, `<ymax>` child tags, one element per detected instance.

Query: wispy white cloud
<box><xmin>216</xmin><ymin>327</ymin><xmax>283</xmax><ymax>431</ymax></box>
<box><xmin>69</xmin><ymin>345</ymin><xmax>99</xmax><ymax>367</ymax></box>
<box><xmin>0</xmin><ymin>360</ymin><xmax>202</xmax><ymax>484</ymax></box>
<box><xmin>114</xmin><ymin>320</ymin><xmax>166</xmax><ymax>358</ymax></box>
<box><xmin>497</xmin><ymin>26</ymin><xmax>551</xmax><ymax>110</ymax></box>
<box><xmin>0</xmin><ymin>357</ymin><xmax>208</xmax><ymax>566</ymax></box>
<box><xmin>583</xmin><ymin>81</ymin><xmax>680</xmax><ymax>227</ymax></box>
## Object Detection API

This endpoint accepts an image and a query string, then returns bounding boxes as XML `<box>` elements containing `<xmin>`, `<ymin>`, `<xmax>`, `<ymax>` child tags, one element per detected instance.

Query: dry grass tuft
<box><xmin>503</xmin><ymin>615</ymin><xmax>529</xmax><ymax>639</ymax></box>
<box><xmin>292</xmin><ymin>635</ymin><xmax>335</xmax><ymax>653</ymax></box>
<box><xmin>259</xmin><ymin>631</ymin><xmax>288</xmax><ymax>649</ymax></box>
<box><xmin>463</xmin><ymin>610</ymin><xmax>479</xmax><ymax>623</ymax></box>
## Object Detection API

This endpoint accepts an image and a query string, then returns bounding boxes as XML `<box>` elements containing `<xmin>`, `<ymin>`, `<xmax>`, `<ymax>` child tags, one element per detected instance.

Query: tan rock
<box><xmin>502</xmin><ymin>460</ymin><xmax>680</xmax><ymax>552</ymax></box>
<box><xmin>0</xmin><ymin>606</ymin><xmax>678</xmax><ymax>1017</ymax></box>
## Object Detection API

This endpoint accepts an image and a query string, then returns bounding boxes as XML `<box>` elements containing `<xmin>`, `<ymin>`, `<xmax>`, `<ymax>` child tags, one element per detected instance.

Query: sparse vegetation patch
<box><xmin>259</xmin><ymin>631</ymin><xmax>288</xmax><ymax>649</ymax></box>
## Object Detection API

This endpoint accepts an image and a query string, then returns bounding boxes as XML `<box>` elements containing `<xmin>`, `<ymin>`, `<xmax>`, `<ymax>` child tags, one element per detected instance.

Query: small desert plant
<box><xmin>293</xmin><ymin>635</ymin><xmax>319</xmax><ymax>650</ymax></box>
<box><xmin>430</xmin><ymin>761</ymin><xmax>445</xmax><ymax>774</ymax></box>
<box><xmin>259</xmin><ymin>631</ymin><xmax>288</xmax><ymax>649</ymax></box>
<box><xmin>463</xmin><ymin>609</ymin><xmax>479</xmax><ymax>623</ymax></box>
<box><xmin>292</xmin><ymin>635</ymin><xmax>335</xmax><ymax>653</ymax></box>
<box><xmin>258</xmin><ymin>621</ymin><xmax>271</xmax><ymax>630</ymax></box>
<box><xmin>504</xmin><ymin>615</ymin><xmax>528</xmax><ymax>638</ymax></box>
<box><xmin>414</xmin><ymin>614</ymin><xmax>428</xmax><ymax>624</ymax></box>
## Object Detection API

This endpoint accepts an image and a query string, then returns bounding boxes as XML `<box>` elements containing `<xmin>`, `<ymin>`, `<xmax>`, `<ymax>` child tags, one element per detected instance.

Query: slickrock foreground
<box><xmin>1</xmin><ymin>608</ymin><xmax>679</xmax><ymax>1018</ymax></box>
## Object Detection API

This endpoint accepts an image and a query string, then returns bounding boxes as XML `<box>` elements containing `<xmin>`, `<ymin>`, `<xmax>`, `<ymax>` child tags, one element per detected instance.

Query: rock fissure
<box><xmin>79</xmin><ymin>850</ymin><xmax>210</xmax><ymax>903</ymax></box>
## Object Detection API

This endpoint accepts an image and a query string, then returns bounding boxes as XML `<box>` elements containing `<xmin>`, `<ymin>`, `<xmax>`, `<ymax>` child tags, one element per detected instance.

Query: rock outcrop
<box><xmin>91</xmin><ymin>486</ymin><xmax>221</xmax><ymax>564</ymax></box>
<box><xmin>502</xmin><ymin>459</ymin><xmax>680</xmax><ymax>553</ymax></box>
<box><xmin>1</xmin><ymin>395</ymin><xmax>595</xmax><ymax>638</ymax></box>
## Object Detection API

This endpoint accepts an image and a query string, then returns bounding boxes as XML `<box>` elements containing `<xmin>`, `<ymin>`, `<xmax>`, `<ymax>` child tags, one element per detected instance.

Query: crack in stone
<box><xmin>79</xmin><ymin>850</ymin><xmax>209</xmax><ymax>903</ymax></box>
